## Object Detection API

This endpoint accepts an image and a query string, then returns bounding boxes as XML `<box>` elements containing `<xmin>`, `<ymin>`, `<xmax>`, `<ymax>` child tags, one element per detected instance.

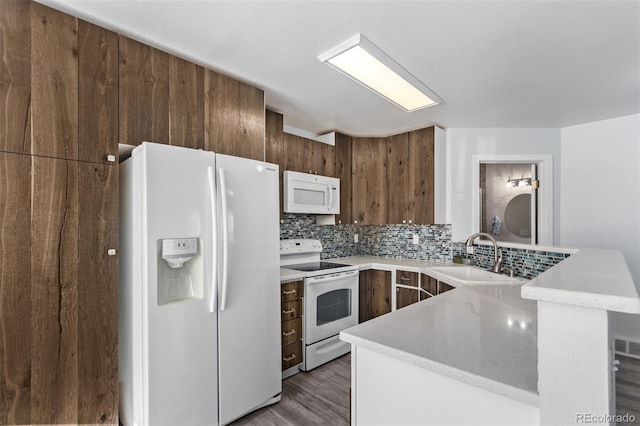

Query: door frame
<box><xmin>472</xmin><ymin>154</ymin><xmax>553</xmax><ymax>246</ymax></box>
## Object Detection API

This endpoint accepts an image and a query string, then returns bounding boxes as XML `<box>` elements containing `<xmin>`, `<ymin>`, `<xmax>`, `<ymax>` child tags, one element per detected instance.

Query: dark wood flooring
<box><xmin>230</xmin><ymin>353</ymin><xmax>639</xmax><ymax>425</ymax></box>
<box><xmin>230</xmin><ymin>354</ymin><xmax>350</xmax><ymax>426</ymax></box>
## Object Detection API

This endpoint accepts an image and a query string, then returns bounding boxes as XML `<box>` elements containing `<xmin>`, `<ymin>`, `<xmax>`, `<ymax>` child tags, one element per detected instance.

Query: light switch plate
<box><xmin>354</xmin><ymin>234</ymin><xmax>359</xmax><ymax>243</ymax></box>
<box><xmin>466</xmin><ymin>246</ymin><xmax>474</xmax><ymax>255</ymax></box>
<box><xmin>412</xmin><ymin>234</ymin><xmax>419</xmax><ymax>245</ymax></box>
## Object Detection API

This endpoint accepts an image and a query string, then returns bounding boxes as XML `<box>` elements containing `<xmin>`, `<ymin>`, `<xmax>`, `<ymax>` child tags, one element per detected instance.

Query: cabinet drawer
<box><xmin>281</xmin><ymin>317</ymin><xmax>303</xmax><ymax>346</ymax></box>
<box><xmin>282</xmin><ymin>340</ymin><xmax>303</xmax><ymax>370</ymax></box>
<box><xmin>281</xmin><ymin>299</ymin><xmax>302</xmax><ymax>321</ymax></box>
<box><xmin>281</xmin><ymin>280</ymin><xmax>303</xmax><ymax>302</ymax></box>
<box><xmin>396</xmin><ymin>270</ymin><xmax>418</xmax><ymax>287</ymax></box>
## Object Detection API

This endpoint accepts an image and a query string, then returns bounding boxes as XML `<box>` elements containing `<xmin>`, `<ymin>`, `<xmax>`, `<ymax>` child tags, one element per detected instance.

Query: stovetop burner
<box><xmin>285</xmin><ymin>261</ymin><xmax>353</xmax><ymax>272</ymax></box>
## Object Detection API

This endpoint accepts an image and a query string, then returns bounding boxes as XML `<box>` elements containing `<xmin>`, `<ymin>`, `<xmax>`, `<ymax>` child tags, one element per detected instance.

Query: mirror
<box><xmin>505</xmin><ymin>194</ymin><xmax>531</xmax><ymax>238</ymax></box>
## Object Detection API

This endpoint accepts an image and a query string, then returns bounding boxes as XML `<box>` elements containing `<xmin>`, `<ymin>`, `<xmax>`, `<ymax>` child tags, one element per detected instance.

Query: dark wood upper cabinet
<box><xmin>410</xmin><ymin>127</ymin><xmax>435</xmax><ymax>224</ymax></box>
<box><xmin>118</xmin><ymin>36</ymin><xmax>170</xmax><ymax>146</ymax></box>
<box><xmin>204</xmin><ymin>69</ymin><xmax>265</xmax><ymax>161</ymax></box>
<box><xmin>265</xmin><ymin>110</ymin><xmax>285</xmax><ymax>218</ymax></box>
<box><xmin>0</xmin><ymin>0</ymin><xmax>32</xmax><ymax>155</ymax></box>
<box><xmin>31</xmin><ymin>3</ymin><xmax>79</xmax><ymax>160</ymax></box>
<box><xmin>335</xmin><ymin>133</ymin><xmax>352</xmax><ymax>224</ymax></box>
<box><xmin>386</xmin><ymin>132</ymin><xmax>413</xmax><ymax>224</ymax></box>
<box><xmin>169</xmin><ymin>56</ymin><xmax>204</xmax><ymax>150</ymax></box>
<box><xmin>352</xmin><ymin>137</ymin><xmax>387</xmax><ymax>224</ymax></box>
<box><xmin>344</xmin><ymin>127</ymin><xmax>435</xmax><ymax>225</ymax></box>
<box><xmin>78</xmin><ymin>20</ymin><xmax>118</xmax><ymax>164</ymax></box>
<box><xmin>283</xmin><ymin>133</ymin><xmax>336</xmax><ymax>177</ymax></box>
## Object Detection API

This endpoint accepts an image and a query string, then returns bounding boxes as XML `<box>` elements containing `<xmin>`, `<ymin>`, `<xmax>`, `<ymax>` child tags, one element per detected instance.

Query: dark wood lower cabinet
<box><xmin>281</xmin><ymin>281</ymin><xmax>303</xmax><ymax>371</ymax></box>
<box><xmin>396</xmin><ymin>286</ymin><xmax>419</xmax><ymax>309</ymax></box>
<box><xmin>0</xmin><ymin>153</ymin><xmax>118</xmax><ymax>424</ymax></box>
<box><xmin>359</xmin><ymin>270</ymin><xmax>391</xmax><ymax>322</ymax></box>
<box><xmin>396</xmin><ymin>270</ymin><xmax>420</xmax><ymax>309</ymax></box>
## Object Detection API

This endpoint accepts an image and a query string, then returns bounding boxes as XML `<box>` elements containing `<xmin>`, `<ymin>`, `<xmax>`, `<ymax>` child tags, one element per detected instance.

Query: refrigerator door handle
<box><xmin>208</xmin><ymin>166</ymin><xmax>217</xmax><ymax>313</ymax></box>
<box><xmin>219</xmin><ymin>167</ymin><xmax>229</xmax><ymax>311</ymax></box>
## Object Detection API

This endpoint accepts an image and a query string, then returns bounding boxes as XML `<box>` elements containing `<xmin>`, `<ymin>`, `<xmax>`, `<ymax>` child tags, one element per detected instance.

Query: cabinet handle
<box><xmin>282</xmin><ymin>308</ymin><xmax>296</xmax><ymax>315</ymax></box>
<box><xmin>106</xmin><ymin>154</ymin><xmax>116</xmax><ymax>163</ymax></box>
<box><xmin>283</xmin><ymin>289</ymin><xmax>297</xmax><ymax>295</ymax></box>
<box><xmin>400</xmin><ymin>276</ymin><xmax>411</xmax><ymax>281</ymax></box>
<box><xmin>283</xmin><ymin>329</ymin><xmax>296</xmax><ymax>337</ymax></box>
<box><xmin>107</xmin><ymin>249</ymin><xmax>117</xmax><ymax>256</ymax></box>
<box><xmin>283</xmin><ymin>354</ymin><xmax>296</xmax><ymax>362</ymax></box>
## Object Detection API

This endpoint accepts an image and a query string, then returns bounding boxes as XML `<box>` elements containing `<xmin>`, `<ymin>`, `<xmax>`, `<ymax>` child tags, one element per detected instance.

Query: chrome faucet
<box><xmin>465</xmin><ymin>232</ymin><xmax>504</xmax><ymax>273</ymax></box>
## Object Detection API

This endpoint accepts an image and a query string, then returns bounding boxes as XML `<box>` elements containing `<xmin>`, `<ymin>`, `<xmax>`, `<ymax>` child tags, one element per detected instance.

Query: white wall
<box><xmin>560</xmin><ymin>114</ymin><xmax>640</xmax><ymax>339</ymax></box>
<box><xmin>446</xmin><ymin>128</ymin><xmax>561</xmax><ymax>242</ymax></box>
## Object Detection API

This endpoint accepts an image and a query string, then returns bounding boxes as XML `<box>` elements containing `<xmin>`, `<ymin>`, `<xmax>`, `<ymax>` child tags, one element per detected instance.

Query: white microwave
<box><xmin>284</xmin><ymin>171</ymin><xmax>340</xmax><ymax>214</ymax></box>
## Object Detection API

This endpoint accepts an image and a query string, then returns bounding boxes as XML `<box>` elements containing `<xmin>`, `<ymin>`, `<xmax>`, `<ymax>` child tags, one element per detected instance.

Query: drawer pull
<box><xmin>282</xmin><ymin>308</ymin><xmax>296</xmax><ymax>315</ymax></box>
<box><xmin>283</xmin><ymin>289</ymin><xmax>297</xmax><ymax>295</ymax></box>
<box><xmin>283</xmin><ymin>354</ymin><xmax>296</xmax><ymax>362</ymax></box>
<box><xmin>400</xmin><ymin>277</ymin><xmax>411</xmax><ymax>281</ymax></box>
<box><xmin>283</xmin><ymin>329</ymin><xmax>296</xmax><ymax>337</ymax></box>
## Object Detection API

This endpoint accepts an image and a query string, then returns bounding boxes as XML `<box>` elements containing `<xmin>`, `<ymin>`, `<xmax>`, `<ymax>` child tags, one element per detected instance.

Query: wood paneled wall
<box><xmin>0</xmin><ymin>1</ymin><xmax>267</xmax><ymax>424</ymax></box>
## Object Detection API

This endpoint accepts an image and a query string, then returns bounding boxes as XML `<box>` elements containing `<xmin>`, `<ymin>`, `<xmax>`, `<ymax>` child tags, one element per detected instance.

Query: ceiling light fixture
<box><xmin>318</xmin><ymin>34</ymin><xmax>442</xmax><ymax>112</ymax></box>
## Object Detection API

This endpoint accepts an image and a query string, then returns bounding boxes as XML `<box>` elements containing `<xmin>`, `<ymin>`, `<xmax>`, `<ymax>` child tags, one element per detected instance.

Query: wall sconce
<box><xmin>506</xmin><ymin>175</ymin><xmax>532</xmax><ymax>188</ymax></box>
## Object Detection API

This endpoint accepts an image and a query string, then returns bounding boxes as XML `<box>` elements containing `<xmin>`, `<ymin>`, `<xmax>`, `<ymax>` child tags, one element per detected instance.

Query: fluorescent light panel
<box><xmin>318</xmin><ymin>35</ymin><xmax>442</xmax><ymax>112</ymax></box>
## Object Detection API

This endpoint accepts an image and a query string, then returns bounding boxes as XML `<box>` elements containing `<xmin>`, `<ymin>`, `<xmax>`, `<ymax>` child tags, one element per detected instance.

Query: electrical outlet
<box><xmin>412</xmin><ymin>234</ymin><xmax>419</xmax><ymax>245</ymax></box>
<box><xmin>466</xmin><ymin>246</ymin><xmax>474</xmax><ymax>255</ymax></box>
<box><xmin>354</xmin><ymin>234</ymin><xmax>359</xmax><ymax>243</ymax></box>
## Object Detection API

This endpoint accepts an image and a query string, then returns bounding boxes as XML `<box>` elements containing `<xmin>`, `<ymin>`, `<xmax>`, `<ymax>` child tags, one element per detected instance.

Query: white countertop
<box><xmin>279</xmin><ymin>267</ymin><xmax>306</xmax><ymax>283</ymax></box>
<box><xmin>341</xmin><ymin>284</ymin><xmax>539</xmax><ymax>406</ymax></box>
<box><xmin>521</xmin><ymin>248</ymin><xmax>640</xmax><ymax>313</ymax></box>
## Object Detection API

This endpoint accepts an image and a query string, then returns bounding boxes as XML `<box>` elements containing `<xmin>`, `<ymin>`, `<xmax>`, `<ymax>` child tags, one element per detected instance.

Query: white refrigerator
<box><xmin>119</xmin><ymin>142</ymin><xmax>282</xmax><ymax>425</ymax></box>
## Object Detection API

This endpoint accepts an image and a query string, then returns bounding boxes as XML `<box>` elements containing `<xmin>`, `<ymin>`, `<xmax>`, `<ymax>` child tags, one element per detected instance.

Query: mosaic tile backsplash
<box><xmin>280</xmin><ymin>214</ymin><xmax>570</xmax><ymax>280</ymax></box>
<box><xmin>451</xmin><ymin>243</ymin><xmax>571</xmax><ymax>280</ymax></box>
<box><xmin>279</xmin><ymin>214</ymin><xmax>452</xmax><ymax>261</ymax></box>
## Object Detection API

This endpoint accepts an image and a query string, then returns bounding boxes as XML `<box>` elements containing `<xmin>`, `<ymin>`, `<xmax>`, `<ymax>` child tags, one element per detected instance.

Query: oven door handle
<box><xmin>306</xmin><ymin>270</ymin><xmax>358</xmax><ymax>284</ymax></box>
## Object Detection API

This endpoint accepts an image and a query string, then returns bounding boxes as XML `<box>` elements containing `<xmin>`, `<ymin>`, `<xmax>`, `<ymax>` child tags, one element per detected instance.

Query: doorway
<box><xmin>472</xmin><ymin>155</ymin><xmax>553</xmax><ymax>246</ymax></box>
<box><xmin>480</xmin><ymin>163</ymin><xmax>537</xmax><ymax>244</ymax></box>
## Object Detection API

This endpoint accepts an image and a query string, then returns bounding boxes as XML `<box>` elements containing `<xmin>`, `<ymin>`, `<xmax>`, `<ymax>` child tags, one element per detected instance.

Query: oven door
<box><xmin>305</xmin><ymin>270</ymin><xmax>359</xmax><ymax>345</ymax></box>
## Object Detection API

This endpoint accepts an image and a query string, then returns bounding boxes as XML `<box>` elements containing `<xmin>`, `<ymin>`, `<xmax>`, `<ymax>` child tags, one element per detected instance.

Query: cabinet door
<box><xmin>335</xmin><ymin>133</ymin><xmax>352</xmax><ymax>224</ymax></box>
<box><xmin>409</xmin><ymin>127</ymin><xmax>435</xmax><ymax>224</ymax></box>
<box><xmin>77</xmin><ymin>162</ymin><xmax>118</xmax><ymax>424</ymax></box>
<box><xmin>78</xmin><ymin>20</ymin><xmax>119</xmax><ymax>163</ymax></box>
<box><xmin>352</xmin><ymin>137</ymin><xmax>387</xmax><ymax>224</ymax></box>
<box><xmin>265</xmin><ymin>110</ymin><xmax>285</xmax><ymax>219</ymax></box>
<box><xmin>0</xmin><ymin>153</ymin><xmax>32</xmax><ymax>424</ymax></box>
<box><xmin>420</xmin><ymin>274</ymin><xmax>438</xmax><ymax>301</ymax></box>
<box><xmin>204</xmin><ymin>70</ymin><xmax>265</xmax><ymax>160</ymax></box>
<box><xmin>396</xmin><ymin>286</ymin><xmax>419</xmax><ymax>309</ymax></box>
<box><xmin>439</xmin><ymin>282</ymin><xmax>455</xmax><ymax>294</ymax></box>
<box><xmin>118</xmin><ymin>36</ymin><xmax>170</xmax><ymax>146</ymax></box>
<box><xmin>387</xmin><ymin>133</ymin><xmax>413</xmax><ymax>224</ymax></box>
<box><xmin>0</xmin><ymin>0</ymin><xmax>31</xmax><ymax>154</ymax></box>
<box><xmin>359</xmin><ymin>270</ymin><xmax>391</xmax><ymax>322</ymax></box>
<box><xmin>283</xmin><ymin>133</ymin><xmax>335</xmax><ymax>177</ymax></box>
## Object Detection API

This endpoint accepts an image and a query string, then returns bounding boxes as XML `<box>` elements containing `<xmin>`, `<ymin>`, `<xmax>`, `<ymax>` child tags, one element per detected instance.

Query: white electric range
<box><xmin>280</xmin><ymin>239</ymin><xmax>359</xmax><ymax>371</ymax></box>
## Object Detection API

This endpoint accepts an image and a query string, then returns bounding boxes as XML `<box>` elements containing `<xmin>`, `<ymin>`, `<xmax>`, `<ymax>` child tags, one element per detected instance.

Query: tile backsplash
<box><xmin>280</xmin><ymin>214</ymin><xmax>571</xmax><ymax>279</ymax></box>
<box><xmin>451</xmin><ymin>243</ymin><xmax>571</xmax><ymax>280</ymax></box>
<box><xmin>280</xmin><ymin>214</ymin><xmax>452</xmax><ymax>261</ymax></box>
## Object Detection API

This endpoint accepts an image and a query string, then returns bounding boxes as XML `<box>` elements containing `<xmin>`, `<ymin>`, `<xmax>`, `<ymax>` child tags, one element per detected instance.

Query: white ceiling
<box><xmin>39</xmin><ymin>0</ymin><xmax>640</xmax><ymax>137</ymax></box>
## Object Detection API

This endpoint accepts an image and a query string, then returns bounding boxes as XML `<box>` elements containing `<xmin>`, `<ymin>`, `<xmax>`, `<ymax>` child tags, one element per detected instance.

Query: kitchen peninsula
<box><xmin>338</xmin><ymin>249</ymin><xmax>640</xmax><ymax>425</ymax></box>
